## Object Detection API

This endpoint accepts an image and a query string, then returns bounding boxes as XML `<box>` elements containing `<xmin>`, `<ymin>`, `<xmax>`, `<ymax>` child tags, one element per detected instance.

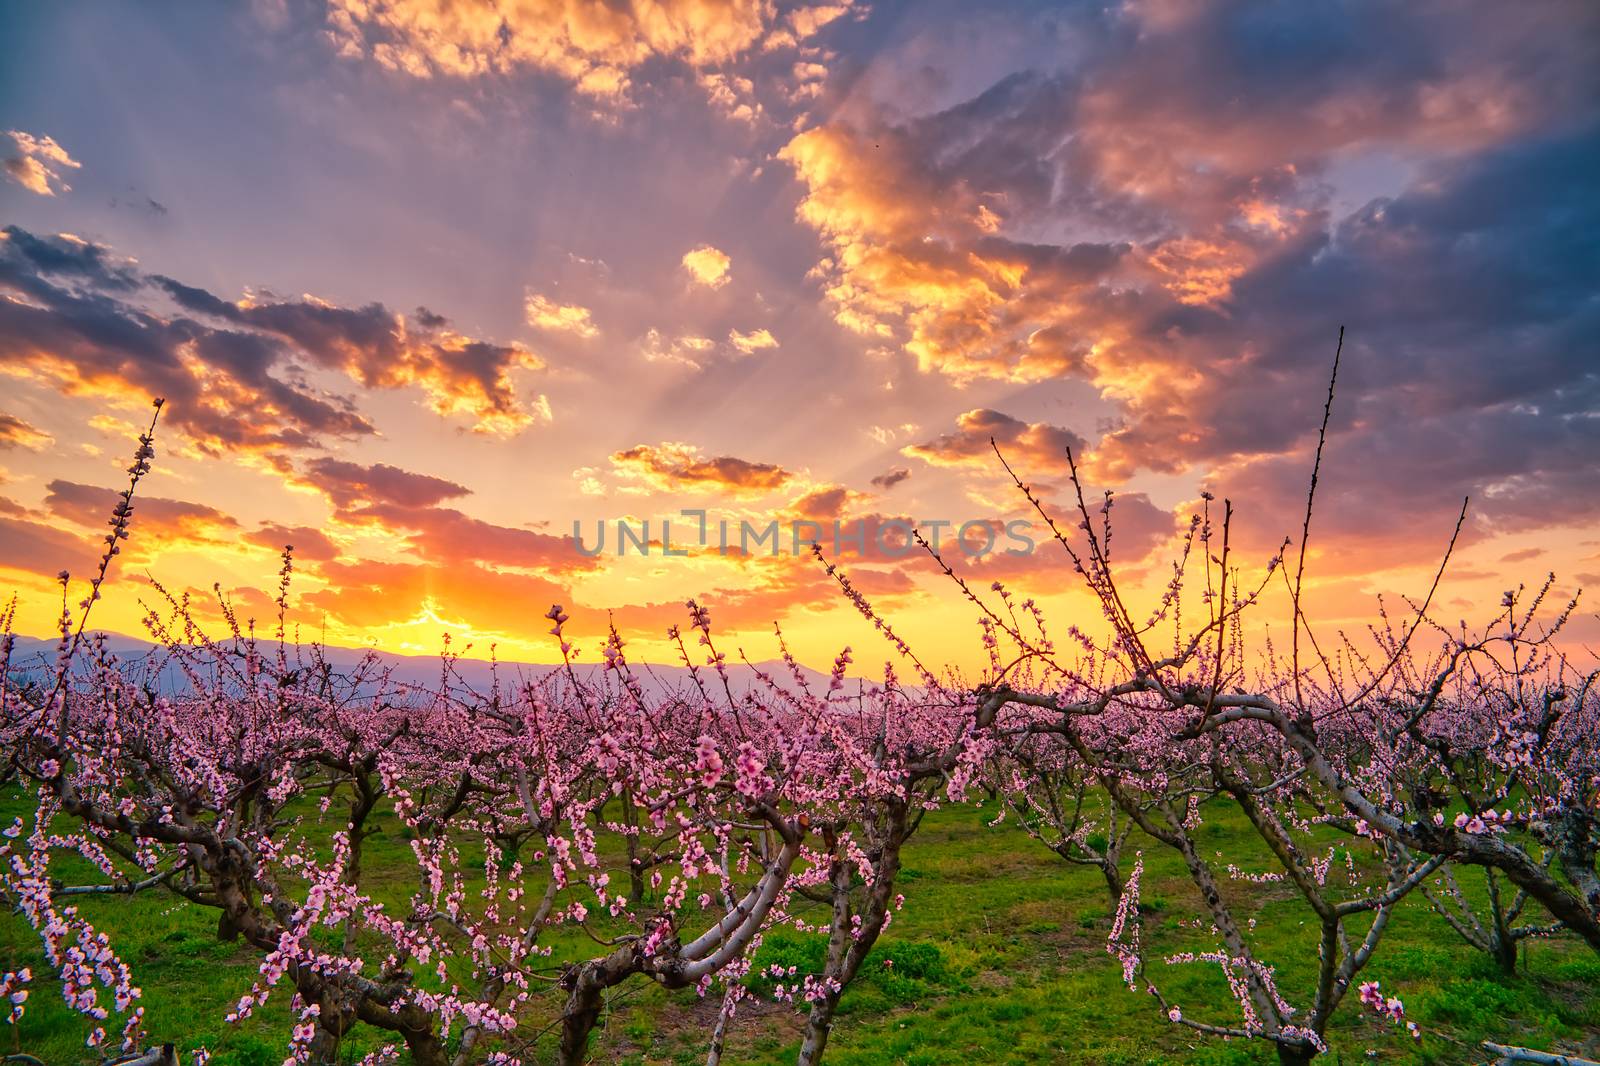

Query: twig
<box><xmin>1291</xmin><ymin>327</ymin><xmax>1342</xmax><ymax>717</ymax></box>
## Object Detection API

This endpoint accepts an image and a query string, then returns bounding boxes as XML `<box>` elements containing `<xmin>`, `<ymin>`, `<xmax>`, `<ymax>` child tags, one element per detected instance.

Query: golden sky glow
<box><xmin>1</xmin><ymin>2</ymin><xmax>1597</xmax><ymax>672</ymax></box>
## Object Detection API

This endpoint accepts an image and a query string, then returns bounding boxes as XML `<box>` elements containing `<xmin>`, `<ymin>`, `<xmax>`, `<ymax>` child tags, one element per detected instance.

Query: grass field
<box><xmin>5</xmin><ymin>791</ymin><xmax>1598</xmax><ymax>1065</ymax></box>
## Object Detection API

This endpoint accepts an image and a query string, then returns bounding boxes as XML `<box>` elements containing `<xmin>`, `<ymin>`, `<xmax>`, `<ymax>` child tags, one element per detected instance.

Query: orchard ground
<box><xmin>7</xmin><ymin>790</ymin><xmax>1597</xmax><ymax>1066</ymax></box>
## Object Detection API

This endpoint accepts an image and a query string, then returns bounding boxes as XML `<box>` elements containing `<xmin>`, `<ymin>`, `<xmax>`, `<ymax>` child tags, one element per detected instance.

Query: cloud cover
<box><xmin>0</xmin><ymin>0</ymin><xmax>1595</xmax><ymax>667</ymax></box>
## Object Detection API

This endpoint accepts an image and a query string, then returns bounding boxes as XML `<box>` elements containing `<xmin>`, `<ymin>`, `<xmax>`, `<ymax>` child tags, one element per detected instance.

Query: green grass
<box><xmin>4</xmin><ymin>797</ymin><xmax>1597</xmax><ymax>1064</ymax></box>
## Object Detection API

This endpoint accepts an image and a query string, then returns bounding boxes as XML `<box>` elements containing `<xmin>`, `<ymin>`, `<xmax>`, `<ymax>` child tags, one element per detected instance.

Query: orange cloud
<box><xmin>681</xmin><ymin>244</ymin><xmax>732</xmax><ymax>288</ymax></box>
<box><xmin>525</xmin><ymin>292</ymin><xmax>599</xmax><ymax>337</ymax></box>
<box><xmin>905</xmin><ymin>410</ymin><xmax>1087</xmax><ymax>477</ymax></box>
<box><xmin>43</xmin><ymin>480</ymin><xmax>239</xmax><ymax>548</ymax></box>
<box><xmin>779</xmin><ymin>121</ymin><xmax>1128</xmax><ymax>384</ymax></box>
<box><xmin>728</xmin><ymin>326</ymin><xmax>778</xmax><ymax>354</ymax></box>
<box><xmin>1142</xmin><ymin>234</ymin><xmax>1252</xmax><ymax>307</ymax></box>
<box><xmin>2</xmin><ymin>130</ymin><xmax>79</xmax><ymax>196</ymax></box>
<box><xmin>324</xmin><ymin>0</ymin><xmax>847</xmax><ymax>107</ymax></box>
<box><xmin>225</xmin><ymin>297</ymin><xmax>545</xmax><ymax>435</ymax></box>
<box><xmin>610</xmin><ymin>442</ymin><xmax>791</xmax><ymax>496</ymax></box>
<box><xmin>787</xmin><ymin>483</ymin><xmax>868</xmax><ymax>522</ymax></box>
<box><xmin>0</xmin><ymin>413</ymin><xmax>51</xmax><ymax>451</ymax></box>
<box><xmin>761</xmin><ymin>1</ymin><xmax>855</xmax><ymax>53</ymax></box>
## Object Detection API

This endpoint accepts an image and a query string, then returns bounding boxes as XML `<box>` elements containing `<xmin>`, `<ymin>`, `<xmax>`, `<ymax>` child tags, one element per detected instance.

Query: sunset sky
<box><xmin>1</xmin><ymin>1</ymin><xmax>1597</xmax><ymax>672</ymax></box>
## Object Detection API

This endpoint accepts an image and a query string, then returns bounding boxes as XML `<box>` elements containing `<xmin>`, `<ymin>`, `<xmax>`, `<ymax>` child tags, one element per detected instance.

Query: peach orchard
<box><xmin>2</xmin><ymin>396</ymin><xmax>1596</xmax><ymax>1066</ymax></box>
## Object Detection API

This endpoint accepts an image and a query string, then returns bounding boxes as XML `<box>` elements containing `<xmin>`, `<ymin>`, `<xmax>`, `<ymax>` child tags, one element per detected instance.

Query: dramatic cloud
<box><xmin>43</xmin><ymin>480</ymin><xmax>238</xmax><ymax>546</ymax></box>
<box><xmin>525</xmin><ymin>292</ymin><xmax>598</xmax><ymax>337</ymax></box>
<box><xmin>0</xmin><ymin>227</ymin><xmax>545</xmax><ymax>450</ymax></box>
<box><xmin>156</xmin><ymin>284</ymin><xmax>546</xmax><ymax>435</ymax></box>
<box><xmin>777</xmin><ymin>0</ymin><xmax>1600</xmax><ymax>582</ymax></box>
<box><xmin>291</xmin><ymin>458</ymin><xmax>597</xmax><ymax>575</ymax></box>
<box><xmin>2</xmin><ymin>0</ymin><xmax>1595</xmax><ymax>665</ymax></box>
<box><xmin>324</xmin><ymin>0</ymin><xmax>853</xmax><ymax>105</ymax></box>
<box><xmin>905</xmin><ymin>410</ymin><xmax>1087</xmax><ymax>477</ymax></box>
<box><xmin>0</xmin><ymin>413</ymin><xmax>51</xmax><ymax>450</ymax></box>
<box><xmin>778</xmin><ymin>97</ymin><xmax>1130</xmax><ymax>384</ymax></box>
<box><xmin>610</xmin><ymin>442</ymin><xmax>791</xmax><ymax>495</ymax></box>
<box><xmin>681</xmin><ymin>244</ymin><xmax>732</xmax><ymax>289</ymax></box>
<box><xmin>2</xmin><ymin>130</ymin><xmax>79</xmax><ymax>196</ymax></box>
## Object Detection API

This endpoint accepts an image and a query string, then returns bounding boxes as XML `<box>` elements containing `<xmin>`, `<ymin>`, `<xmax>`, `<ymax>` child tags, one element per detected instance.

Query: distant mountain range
<box><xmin>2</xmin><ymin>632</ymin><xmax>849</xmax><ymax>702</ymax></box>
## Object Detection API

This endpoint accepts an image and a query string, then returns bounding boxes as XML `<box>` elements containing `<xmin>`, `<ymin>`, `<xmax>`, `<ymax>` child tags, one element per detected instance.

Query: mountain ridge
<box><xmin>2</xmin><ymin>632</ymin><xmax>855</xmax><ymax>701</ymax></box>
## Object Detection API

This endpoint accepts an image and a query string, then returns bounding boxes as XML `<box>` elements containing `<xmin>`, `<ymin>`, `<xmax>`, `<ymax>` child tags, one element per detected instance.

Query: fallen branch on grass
<box><xmin>1483</xmin><ymin>1041</ymin><xmax>1600</xmax><ymax>1066</ymax></box>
